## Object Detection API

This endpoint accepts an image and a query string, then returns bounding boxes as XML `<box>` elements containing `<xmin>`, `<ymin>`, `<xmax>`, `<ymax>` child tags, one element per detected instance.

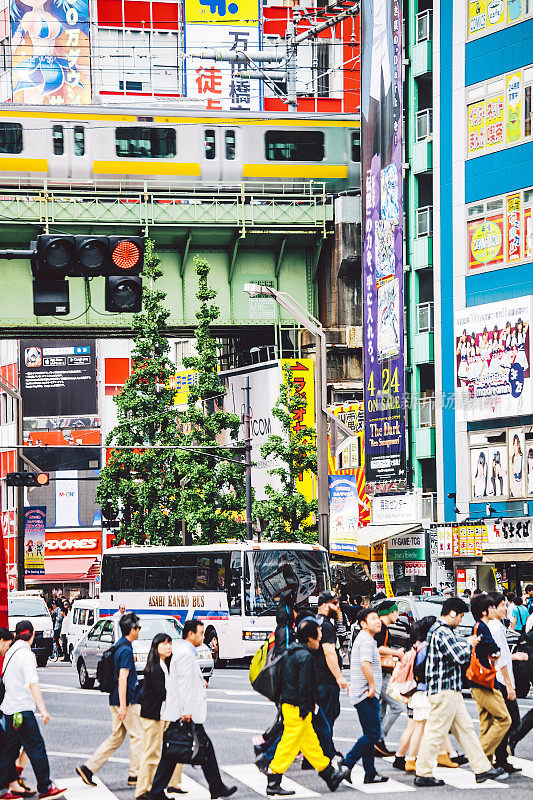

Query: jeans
<box><xmin>494</xmin><ymin>684</ymin><xmax>521</xmax><ymax>766</ymax></box>
<box><xmin>264</xmin><ymin>707</ymin><xmax>334</xmax><ymax>762</ymax></box>
<box><xmin>379</xmin><ymin>673</ymin><xmax>405</xmax><ymax>738</ymax></box>
<box><xmin>344</xmin><ymin>696</ymin><xmax>381</xmax><ymax>777</ymax></box>
<box><xmin>150</xmin><ymin>723</ymin><xmax>225</xmax><ymax>799</ymax></box>
<box><xmin>0</xmin><ymin>711</ymin><xmax>51</xmax><ymax>794</ymax></box>
<box><xmin>317</xmin><ymin>684</ymin><xmax>341</xmax><ymax>734</ymax></box>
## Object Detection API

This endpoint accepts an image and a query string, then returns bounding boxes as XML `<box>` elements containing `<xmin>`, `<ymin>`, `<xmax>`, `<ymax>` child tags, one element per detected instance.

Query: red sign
<box><xmin>44</xmin><ymin>529</ymin><xmax>101</xmax><ymax>558</ymax></box>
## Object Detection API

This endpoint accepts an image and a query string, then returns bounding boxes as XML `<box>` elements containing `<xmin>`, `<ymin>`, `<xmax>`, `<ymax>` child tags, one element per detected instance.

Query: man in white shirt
<box><xmin>112</xmin><ymin>604</ymin><xmax>127</xmax><ymax>623</ymax></box>
<box><xmin>488</xmin><ymin>591</ymin><xmax>528</xmax><ymax>772</ymax></box>
<box><xmin>149</xmin><ymin>620</ymin><xmax>237</xmax><ymax>800</ymax></box>
<box><xmin>0</xmin><ymin>621</ymin><xmax>65</xmax><ymax>800</ymax></box>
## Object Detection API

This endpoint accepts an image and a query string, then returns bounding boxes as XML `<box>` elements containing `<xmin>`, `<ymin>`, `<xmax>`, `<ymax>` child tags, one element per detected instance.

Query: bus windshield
<box><xmin>245</xmin><ymin>549</ymin><xmax>330</xmax><ymax>615</ymax></box>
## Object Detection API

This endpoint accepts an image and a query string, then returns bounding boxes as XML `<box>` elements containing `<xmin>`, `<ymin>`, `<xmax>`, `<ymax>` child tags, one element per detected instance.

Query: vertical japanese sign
<box><xmin>362</xmin><ymin>0</ymin><xmax>406</xmax><ymax>486</ymax></box>
<box><xmin>506</xmin><ymin>193</ymin><xmax>521</xmax><ymax>262</ymax></box>
<box><xmin>506</xmin><ymin>72</ymin><xmax>521</xmax><ymax>143</ymax></box>
<box><xmin>184</xmin><ymin>0</ymin><xmax>260</xmax><ymax>111</ymax></box>
<box><xmin>24</xmin><ymin>507</ymin><xmax>46</xmax><ymax>576</ymax></box>
<box><xmin>281</xmin><ymin>358</ymin><xmax>315</xmax><ymax>503</ymax></box>
<box><xmin>467</xmin><ymin>101</ymin><xmax>486</xmax><ymax>154</ymax></box>
<box><xmin>10</xmin><ymin>0</ymin><xmax>91</xmax><ymax>105</ymax></box>
<box><xmin>485</xmin><ymin>94</ymin><xmax>504</xmax><ymax>148</ymax></box>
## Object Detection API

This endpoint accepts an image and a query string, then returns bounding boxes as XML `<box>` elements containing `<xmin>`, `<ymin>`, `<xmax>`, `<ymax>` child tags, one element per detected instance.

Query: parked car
<box><xmin>66</xmin><ymin>598</ymin><xmax>99</xmax><ymax>660</ymax></box>
<box><xmin>72</xmin><ymin>614</ymin><xmax>214</xmax><ymax>689</ymax></box>
<box><xmin>8</xmin><ymin>591</ymin><xmax>53</xmax><ymax>667</ymax></box>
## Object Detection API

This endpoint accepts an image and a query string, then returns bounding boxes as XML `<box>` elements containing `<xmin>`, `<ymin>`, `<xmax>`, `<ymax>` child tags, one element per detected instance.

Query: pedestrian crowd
<box><xmin>1</xmin><ymin>585</ymin><xmax>533</xmax><ymax>800</ymax></box>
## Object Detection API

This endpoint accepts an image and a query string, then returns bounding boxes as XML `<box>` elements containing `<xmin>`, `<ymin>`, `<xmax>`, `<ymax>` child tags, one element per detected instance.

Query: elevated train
<box><xmin>0</xmin><ymin>104</ymin><xmax>360</xmax><ymax>192</ymax></box>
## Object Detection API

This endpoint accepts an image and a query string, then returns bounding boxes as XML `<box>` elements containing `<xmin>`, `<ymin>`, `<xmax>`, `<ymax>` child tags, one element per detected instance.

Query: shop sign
<box><xmin>371</xmin><ymin>492</ymin><xmax>420</xmax><ymax>524</ymax></box>
<box><xmin>485</xmin><ymin>517</ymin><xmax>533</xmax><ymax>551</ymax></box>
<box><xmin>404</xmin><ymin>561</ymin><xmax>426</xmax><ymax>576</ymax></box>
<box><xmin>468</xmin><ymin>214</ymin><xmax>503</xmax><ymax>269</ymax></box>
<box><xmin>456</xmin><ymin>567</ymin><xmax>477</xmax><ymax>595</ymax></box>
<box><xmin>467</xmin><ymin>101</ymin><xmax>486</xmax><ymax>153</ymax></box>
<box><xmin>506</xmin><ymin>72</ymin><xmax>521</xmax><ymax>143</ymax></box>
<box><xmin>44</xmin><ymin>529</ymin><xmax>101</xmax><ymax>558</ymax></box>
<box><xmin>387</xmin><ymin>532</ymin><xmax>425</xmax><ymax>561</ymax></box>
<box><xmin>468</xmin><ymin>0</ymin><xmax>486</xmax><ymax>33</ymax></box>
<box><xmin>24</xmin><ymin>507</ymin><xmax>46</xmax><ymax>576</ymax></box>
<box><xmin>486</xmin><ymin>94</ymin><xmax>504</xmax><ymax>148</ymax></box>
<box><xmin>329</xmin><ymin>476</ymin><xmax>360</xmax><ymax>552</ymax></box>
<box><xmin>437</xmin><ymin>524</ymin><xmax>486</xmax><ymax>557</ymax></box>
<box><xmin>506</xmin><ymin>194</ymin><xmax>521</xmax><ymax>262</ymax></box>
<box><xmin>436</xmin><ymin>565</ymin><xmax>454</xmax><ymax>594</ymax></box>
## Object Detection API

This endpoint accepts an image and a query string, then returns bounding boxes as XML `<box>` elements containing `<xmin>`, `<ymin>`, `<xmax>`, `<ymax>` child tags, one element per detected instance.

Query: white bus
<box><xmin>99</xmin><ymin>542</ymin><xmax>331</xmax><ymax>664</ymax></box>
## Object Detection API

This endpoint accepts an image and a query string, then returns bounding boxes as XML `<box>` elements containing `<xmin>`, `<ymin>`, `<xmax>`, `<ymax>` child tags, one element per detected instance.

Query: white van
<box><xmin>67</xmin><ymin>599</ymin><xmax>99</xmax><ymax>659</ymax></box>
<box><xmin>8</xmin><ymin>591</ymin><xmax>54</xmax><ymax>667</ymax></box>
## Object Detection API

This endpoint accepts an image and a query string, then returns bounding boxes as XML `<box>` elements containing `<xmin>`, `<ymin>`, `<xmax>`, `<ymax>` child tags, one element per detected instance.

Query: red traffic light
<box><xmin>112</xmin><ymin>240</ymin><xmax>140</xmax><ymax>271</ymax></box>
<box><xmin>36</xmin><ymin>472</ymin><xmax>50</xmax><ymax>486</ymax></box>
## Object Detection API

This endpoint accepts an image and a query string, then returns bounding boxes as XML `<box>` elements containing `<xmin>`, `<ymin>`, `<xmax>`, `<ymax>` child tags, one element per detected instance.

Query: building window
<box><xmin>416</xmin><ymin>206</ymin><xmax>433</xmax><ymax>237</ymax></box>
<box><xmin>416</xmin><ymin>109</ymin><xmax>433</xmax><ymax>141</ymax></box>
<box><xmin>351</xmin><ymin>131</ymin><xmax>360</xmax><ymax>162</ymax></box>
<box><xmin>418</xmin><ymin>395</ymin><xmax>435</xmax><ymax>428</ymax></box>
<box><xmin>417</xmin><ymin>302</ymin><xmax>434</xmax><ymax>333</ymax></box>
<box><xmin>416</xmin><ymin>10</ymin><xmax>433</xmax><ymax>43</ymax></box>
<box><xmin>116</xmin><ymin>127</ymin><xmax>177</xmax><ymax>158</ymax></box>
<box><xmin>316</xmin><ymin>42</ymin><xmax>330</xmax><ymax>97</ymax></box>
<box><xmin>265</xmin><ymin>130</ymin><xmax>324</xmax><ymax>161</ymax></box>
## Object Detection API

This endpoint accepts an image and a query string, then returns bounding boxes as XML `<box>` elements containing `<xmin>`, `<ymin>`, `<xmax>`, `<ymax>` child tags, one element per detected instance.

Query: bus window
<box><xmin>225</xmin><ymin>129</ymin><xmax>236</xmax><ymax>160</ymax></box>
<box><xmin>351</xmin><ymin>131</ymin><xmax>360</xmax><ymax>162</ymax></box>
<box><xmin>228</xmin><ymin>551</ymin><xmax>242</xmax><ymax>615</ymax></box>
<box><xmin>52</xmin><ymin>125</ymin><xmax>64</xmax><ymax>155</ymax></box>
<box><xmin>74</xmin><ymin>126</ymin><xmax>85</xmax><ymax>156</ymax></box>
<box><xmin>121</xmin><ymin>567</ymin><xmax>146</xmax><ymax>591</ymax></box>
<box><xmin>0</xmin><ymin>122</ymin><xmax>22</xmax><ymax>154</ymax></box>
<box><xmin>205</xmin><ymin>129</ymin><xmax>216</xmax><ymax>160</ymax></box>
<box><xmin>146</xmin><ymin>567</ymin><xmax>171</xmax><ymax>591</ymax></box>
<box><xmin>115</xmin><ymin>127</ymin><xmax>177</xmax><ymax>158</ymax></box>
<box><xmin>265</xmin><ymin>130</ymin><xmax>324</xmax><ymax>161</ymax></box>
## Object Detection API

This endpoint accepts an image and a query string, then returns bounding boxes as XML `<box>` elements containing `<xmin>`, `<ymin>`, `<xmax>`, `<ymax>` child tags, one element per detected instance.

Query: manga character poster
<box><xmin>10</xmin><ymin>0</ymin><xmax>91</xmax><ymax>105</ymax></box>
<box><xmin>362</xmin><ymin>0</ymin><xmax>406</xmax><ymax>485</ymax></box>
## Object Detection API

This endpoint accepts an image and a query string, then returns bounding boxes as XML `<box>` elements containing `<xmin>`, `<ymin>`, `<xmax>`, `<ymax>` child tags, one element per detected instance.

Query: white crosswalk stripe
<box><xmin>342</xmin><ymin>766</ymin><xmax>414</xmax><ymax>793</ymax></box>
<box><xmin>222</xmin><ymin>764</ymin><xmax>320</xmax><ymax>797</ymax></box>
<box><xmin>431</xmin><ymin>766</ymin><xmax>508</xmax><ymax>789</ymax></box>
<box><xmin>508</xmin><ymin>756</ymin><xmax>533</xmax><ymax>779</ymax></box>
<box><xmin>60</xmin><ymin>776</ymin><xmax>120</xmax><ymax>800</ymax></box>
<box><xmin>178</xmin><ymin>772</ymin><xmax>212</xmax><ymax>799</ymax></box>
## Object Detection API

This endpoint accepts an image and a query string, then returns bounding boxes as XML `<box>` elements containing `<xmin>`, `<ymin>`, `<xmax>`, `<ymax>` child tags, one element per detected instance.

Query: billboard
<box><xmin>24</xmin><ymin>506</ymin><xmax>46</xmax><ymax>576</ymax></box>
<box><xmin>361</xmin><ymin>0</ymin><xmax>406</xmax><ymax>485</ymax></box>
<box><xmin>10</xmin><ymin>0</ymin><xmax>91</xmax><ymax>105</ymax></box>
<box><xmin>328</xmin><ymin>475</ymin><xmax>360</xmax><ymax>552</ymax></box>
<box><xmin>455</xmin><ymin>297</ymin><xmax>532</xmax><ymax>421</ymax></box>
<box><xmin>20</xmin><ymin>340</ymin><xmax>97</xmax><ymax>424</ymax></box>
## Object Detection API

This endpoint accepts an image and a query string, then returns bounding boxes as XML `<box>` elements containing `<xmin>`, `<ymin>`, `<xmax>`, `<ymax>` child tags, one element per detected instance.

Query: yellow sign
<box><xmin>467</xmin><ymin>101</ymin><xmax>486</xmax><ymax>154</ymax></box>
<box><xmin>487</xmin><ymin>0</ymin><xmax>505</xmax><ymax>26</ymax></box>
<box><xmin>468</xmin><ymin>0</ymin><xmax>486</xmax><ymax>34</ymax></box>
<box><xmin>168</xmin><ymin>370</ymin><xmax>199</xmax><ymax>407</ymax></box>
<box><xmin>184</xmin><ymin>0</ymin><xmax>259</xmax><ymax>25</ymax></box>
<box><xmin>281</xmin><ymin>358</ymin><xmax>315</xmax><ymax>504</ymax></box>
<box><xmin>383</xmin><ymin>542</ymin><xmax>393</xmax><ymax>598</ymax></box>
<box><xmin>485</xmin><ymin>94</ymin><xmax>504</xmax><ymax>147</ymax></box>
<box><xmin>506</xmin><ymin>72</ymin><xmax>521</xmax><ymax>142</ymax></box>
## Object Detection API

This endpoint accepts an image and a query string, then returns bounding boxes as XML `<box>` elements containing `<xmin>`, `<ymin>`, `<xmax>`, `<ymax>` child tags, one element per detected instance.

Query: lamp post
<box><xmin>243</xmin><ymin>284</ymin><xmax>330</xmax><ymax>550</ymax></box>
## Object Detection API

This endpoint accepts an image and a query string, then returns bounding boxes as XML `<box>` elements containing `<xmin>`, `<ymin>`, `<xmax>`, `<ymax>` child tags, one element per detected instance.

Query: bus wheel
<box><xmin>205</xmin><ymin>629</ymin><xmax>226</xmax><ymax>669</ymax></box>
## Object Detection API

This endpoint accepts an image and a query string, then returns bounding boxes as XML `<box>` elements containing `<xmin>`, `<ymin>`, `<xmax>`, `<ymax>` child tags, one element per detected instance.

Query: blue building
<box><xmin>434</xmin><ymin>0</ymin><xmax>533</xmax><ymax>592</ymax></box>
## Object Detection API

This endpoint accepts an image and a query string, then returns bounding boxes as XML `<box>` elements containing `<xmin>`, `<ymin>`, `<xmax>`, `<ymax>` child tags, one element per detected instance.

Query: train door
<box><xmin>49</xmin><ymin>123</ymin><xmax>91</xmax><ymax>182</ymax></box>
<box><xmin>201</xmin><ymin>127</ymin><xmax>240</xmax><ymax>183</ymax></box>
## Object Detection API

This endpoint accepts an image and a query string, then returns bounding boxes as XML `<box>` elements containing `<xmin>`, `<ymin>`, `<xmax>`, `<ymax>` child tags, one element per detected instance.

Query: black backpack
<box><xmin>96</xmin><ymin>643</ymin><xmax>123</xmax><ymax>693</ymax></box>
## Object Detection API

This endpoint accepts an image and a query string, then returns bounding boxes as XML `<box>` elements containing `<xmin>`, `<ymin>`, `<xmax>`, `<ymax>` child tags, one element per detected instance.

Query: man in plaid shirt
<box><xmin>415</xmin><ymin>597</ymin><xmax>505</xmax><ymax>786</ymax></box>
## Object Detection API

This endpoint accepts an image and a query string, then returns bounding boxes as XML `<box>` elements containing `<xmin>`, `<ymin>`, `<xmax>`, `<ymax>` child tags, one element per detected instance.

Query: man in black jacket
<box><xmin>267</xmin><ymin>620</ymin><xmax>349</xmax><ymax>796</ymax></box>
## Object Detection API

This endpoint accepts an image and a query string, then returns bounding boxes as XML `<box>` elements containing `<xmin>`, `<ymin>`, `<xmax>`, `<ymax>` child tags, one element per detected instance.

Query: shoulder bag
<box><xmin>466</xmin><ymin>622</ymin><xmax>496</xmax><ymax>689</ymax></box>
<box><xmin>0</xmin><ymin>647</ymin><xmax>20</xmax><ymax>705</ymax></box>
<box><xmin>163</xmin><ymin>720</ymin><xmax>207</xmax><ymax>766</ymax></box>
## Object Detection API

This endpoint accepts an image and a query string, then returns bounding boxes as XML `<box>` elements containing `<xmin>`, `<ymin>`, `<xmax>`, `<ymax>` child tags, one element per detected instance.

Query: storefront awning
<box><xmin>356</xmin><ymin>523</ymin><xmax>424</xmax><ymax>548</ymax></box>
<box><xmin>26</xmin><ymin>557</ymin><xmax>98</xmax><ymax>583</ymax></box>
<box><xmin>483</xmin><ymin>551</ymin><xmax>533</xmax><ymax>563</ymax></box>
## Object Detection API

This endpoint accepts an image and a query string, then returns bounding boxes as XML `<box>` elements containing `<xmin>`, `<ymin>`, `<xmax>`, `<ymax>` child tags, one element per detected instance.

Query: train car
<box><xmin>0</xmin><ymin>104</ymin><xmax>360</xmax><ymax>192</ymax></box>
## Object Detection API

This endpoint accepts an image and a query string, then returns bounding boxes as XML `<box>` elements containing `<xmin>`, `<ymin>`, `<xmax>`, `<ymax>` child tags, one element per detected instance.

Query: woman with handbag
<box><xmin>136</xmin><ymin>634</ymin><xmax>185</xmax><ymax>800</ymax></box>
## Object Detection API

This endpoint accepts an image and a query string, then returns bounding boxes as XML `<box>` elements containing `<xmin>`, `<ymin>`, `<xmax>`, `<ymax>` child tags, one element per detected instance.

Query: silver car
<box><xmin>72</xmin><ymin>614</ymin><xmax>214</xmax><ymax>689</ymax></box>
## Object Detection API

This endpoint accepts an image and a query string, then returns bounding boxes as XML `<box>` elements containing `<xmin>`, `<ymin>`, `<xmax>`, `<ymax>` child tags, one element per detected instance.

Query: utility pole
<box><xmin>243</xmin><ymin>377</ymin><xmax>253</xmax><ymax>541</ymax></box>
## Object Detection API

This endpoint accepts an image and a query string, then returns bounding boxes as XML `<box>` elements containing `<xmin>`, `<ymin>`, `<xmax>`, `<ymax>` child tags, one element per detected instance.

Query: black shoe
<box><xmin>319</xmin><ymin>764</ymin><xmax>350</xmax><ymax>792</ymax></box>
<box><xmin>451</xmin><ymin>754</ymin><xmax>469</xmax><ymax>766</ymax></box>
<box><xmin>497</xmin><ymin>762</ymin><xmax>521</xmax><ymax>775</ymax></box>
<box><xmin>266</xmin><ymin>775</ymin><xmax>294</xmax><ymax>797</ymax></box>
<box><xmin>255</xmin><ymin>754</ymin><xmax>270</xmax><ymax>776</ymax></box>
<box><xmin>75</xmin><ymin>767</ymin><xmax>96</xmax><ymax>788</ymax></box>
<box><xmin>393</xmin><ymin>756</ymin><xmax>405</xmax><ymax>771</ymax></box>
<box><xmin>167</xmin><ymin>789</ymin><xmax>189</xmax><ymax>794</ymax></box>
<box><xmin>210</xmin><ymin>786</ymin><xmax>237</xmax><ymax>800</ymax></box>
<box><xmin>127</xmin><ymin>777</ymin><xmax>137</xmax><ymax>787</ymax></box>
<box><xmin>414</xmin><ymin>777</ymin><xmax>445</xmax><ymax>787</ymax></box>
<box><xmin>301</xmin><ymin>760</ymin><xmax>313</xmax><ymax>771</ymax></box>
<box><xmin>374</xmin><ymin>740</ymin><xmax>395</xmax><ymax>757</ymax></box>
<box><xmin>507</xmin><ymin>736</ymin><xmax>518</xmax><ymax>757</ymax></box>
<box><xmin>363</xmin><ymin>774</ymin><xmax>389</xmax><ymax>785</ymax></box>
<box><xmin>475</xmin><ymin>766</ymin><xmax>505</xmax><ymax>784</ymax></box>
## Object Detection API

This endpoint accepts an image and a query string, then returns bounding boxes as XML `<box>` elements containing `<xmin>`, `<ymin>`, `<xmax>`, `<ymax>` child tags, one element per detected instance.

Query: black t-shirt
<box><xmin>374</xmin><ymin>625</ymin><xmax>388</xmax><ymax>649</ymax></box>
<box><xmin>316</xmin><ymin>614</ymin><xmax>342</xmax><ymax>685</ymax></box>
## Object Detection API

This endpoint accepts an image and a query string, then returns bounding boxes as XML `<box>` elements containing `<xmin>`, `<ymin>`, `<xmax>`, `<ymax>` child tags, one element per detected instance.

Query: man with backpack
<box><xmin>76</xmin><ymin>612</ymin><xmax>142</xmax><ymax>788</ymax></box>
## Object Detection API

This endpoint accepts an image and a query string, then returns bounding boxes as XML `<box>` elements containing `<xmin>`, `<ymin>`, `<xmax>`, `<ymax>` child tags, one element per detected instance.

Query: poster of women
<box><xmin>10</xmin><ymin>0</ymin><xmax>91</xmax><ymax>105</ymax></box>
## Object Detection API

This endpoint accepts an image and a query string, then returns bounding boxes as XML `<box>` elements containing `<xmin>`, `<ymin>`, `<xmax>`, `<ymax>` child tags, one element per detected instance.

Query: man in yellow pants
<box><xmin>267</xmin><ymin>619</ymin><xmax>349</xmax><ymax>796</ymax></box>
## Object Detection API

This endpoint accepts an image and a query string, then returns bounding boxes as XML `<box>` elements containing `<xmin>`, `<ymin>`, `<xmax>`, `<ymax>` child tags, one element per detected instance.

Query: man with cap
<box><xmin>373</xmin><ymin>600</ymin><xmax>405</xmax><ymax>757</ymax></box>
<box><xmin>315</xmin><ymin>591</ymin><xmax>348</xmax><ymax>746</ymax></box>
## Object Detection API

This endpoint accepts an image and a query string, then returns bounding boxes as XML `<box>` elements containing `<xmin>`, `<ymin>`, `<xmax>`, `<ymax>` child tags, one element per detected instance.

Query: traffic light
<box><xmin>31</xmin><ymin>235</ymin><xmax>144</xmax><ymax>315</ymax></box>
<box><xmin>6</xmin><ymin>472</ymin><xmax>49</xmax><ymax>487</ymax></box>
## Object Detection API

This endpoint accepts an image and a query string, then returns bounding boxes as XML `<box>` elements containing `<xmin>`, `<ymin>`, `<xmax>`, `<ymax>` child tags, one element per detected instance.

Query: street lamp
<box><xmin>243</xmin><ymin>283</ymin><xmax>331</xmax><ymax>549</ymax></box>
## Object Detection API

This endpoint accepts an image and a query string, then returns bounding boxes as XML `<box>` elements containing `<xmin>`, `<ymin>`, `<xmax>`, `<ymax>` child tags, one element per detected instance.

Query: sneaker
<box><xmin>475</xmin><ymin>766</ymin><xmax>506</xmax><ymax>784</ymax></box>
<box><xmin>374</xmin><ymin>739</ymin><xmax>395</xmax><ymax>757</ymax></box>
<box><xmin>38</xmin><ymin>787</ymin><xmax>66</xmax><ymax>800</ymax></box>
<box><xmin>127</xmin><ymin>777</ymin><xmax>138</xmax><ymax>787</ymax></box>
<box><xmin>413</xmin><ymin>777</ymin><xmax>445</xmax><ymax>787</ymax></box>
<box><xmin>75</xmin><ymin>767</ymin><xmax>96</xmax><ymax>788</ymax></box>
<box><xmin>1</xmin><ymin>793</ymin><xmax>25</xmax><ymax>800</ymax></box>
<box><xmin>363</xmin><ymin>774</ymin><xmax>389</xmax><ymax>785</ymax></box>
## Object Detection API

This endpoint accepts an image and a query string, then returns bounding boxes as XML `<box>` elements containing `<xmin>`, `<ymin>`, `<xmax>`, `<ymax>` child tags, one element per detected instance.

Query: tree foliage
<box><xmin>254</xmin><ymin>363</ymin><xmax>318</xmax><ymax>542</ymax></box>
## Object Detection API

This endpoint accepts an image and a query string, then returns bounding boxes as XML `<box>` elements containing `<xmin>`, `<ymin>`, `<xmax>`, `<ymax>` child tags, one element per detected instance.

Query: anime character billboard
<box><xmin>10</xmin><ymin>0</ymin><xmax>91</xmax><ymax>105</ymax></box>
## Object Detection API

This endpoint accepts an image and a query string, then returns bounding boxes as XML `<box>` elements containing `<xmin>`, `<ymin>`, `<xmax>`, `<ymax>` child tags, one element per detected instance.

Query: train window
<box><xmin>225</xmin><ymin>130</ymin><xmax>236</xmax><ymax>160</ymax></box>
<box><xmin>52</xmin><ymin>125</ymin><xmax>64</xmax><ymax>156</ymax></box>
<box><xmin>265</xmin><ymin>131</ymin><xmax>324</xmax><ymax>161</ymax></box>
<box><xmin>74</xmin><ymin>126</ymin><xmax>85</xmax><ymax>156</ymax></box>
<box><xmin>0</xmin><ymin>122</ymin><xmax>22</xmax><ymax>154</ymax></box>
<box><xmin>115</xmin><ymin>127</ymin><xmax>177</xmax><ymax>158</ymax></box>
<box><xmin>205</xmin><ymin>129</ymin><xmax>216</xmax><ymax>160</ymax></box>
<box><xmin>351</xmin><ymin>132</ymin><xmax>360</xmax><ymax>162</ymax></box>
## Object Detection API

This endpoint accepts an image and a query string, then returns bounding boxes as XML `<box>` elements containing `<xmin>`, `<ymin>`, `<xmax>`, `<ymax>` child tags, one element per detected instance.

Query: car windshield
<box><xmin>414</xmin><ymin>597</ymin><xmax>475</xmax><ymax>628</ymax></box>
<box><xmin>245</xmin><ymin>549</ymin><xmax>330</xmax><ymax>615</ymax></box>
<box><xmin>136</xmin><ymin>616</ymin><xmax>183</xmax><ymax>641</ymax></box>
<box><xmin>8</xmin><ymin>598</ymin><xmax>49</xmax><ymax>617</ymax></box>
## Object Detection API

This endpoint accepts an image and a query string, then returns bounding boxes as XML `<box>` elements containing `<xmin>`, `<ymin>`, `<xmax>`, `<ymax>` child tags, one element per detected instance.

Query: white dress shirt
<box><xmin>1</xmin><ymin>640</ymin><xmax>39</xmax><ymax>714</ymax></box>
<box><xmin>488</xmin><ymin>618</ymin><xmax>514</xmax><ymax>688</ymax></box>
<box><xmin>161</xmin><ymin>640</ymin><xmax>207</xmax><ymax>725</ymax></box>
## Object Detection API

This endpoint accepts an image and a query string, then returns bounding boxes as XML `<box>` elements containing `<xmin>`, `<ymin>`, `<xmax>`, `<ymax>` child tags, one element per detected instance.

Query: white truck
<box><xmin>8</xmin><ymin>590</ymin><xmax>54</xmax><ymax>666</ymax></box>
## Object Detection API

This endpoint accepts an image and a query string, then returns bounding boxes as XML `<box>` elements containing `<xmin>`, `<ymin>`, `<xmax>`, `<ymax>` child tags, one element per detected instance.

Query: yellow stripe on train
<box><xmin>242</xmin><ymin>164</ymin><xmax>349</xmax><ymax>179</ymax></box>
<box><xmin>0</xmin><ymin>157</ymin><xmax>48</xmax><ymax>172</ymax></box>
<box><xmin>93</xmin><ymin>161</ymin><xmax>202</xmax><ymax>176</ymax></box>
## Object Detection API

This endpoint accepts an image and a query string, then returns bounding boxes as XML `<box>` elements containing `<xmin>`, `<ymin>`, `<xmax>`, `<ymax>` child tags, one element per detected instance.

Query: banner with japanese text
<box><xmin>281</xmin><ymin>358</ymin><xmax>315</xmax><ymax>504</ymax></box>
<box><xmin>362</xmin><ymin>0</ymin><xmax>406</xmax><ymax>486</ymax></box>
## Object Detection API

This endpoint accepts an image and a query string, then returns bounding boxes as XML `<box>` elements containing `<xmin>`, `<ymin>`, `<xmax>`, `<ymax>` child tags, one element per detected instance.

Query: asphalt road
<box><xmin>30</xmin><ymin>663</ymin><xmax>533</xmax><ymax>800</ymax></box>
